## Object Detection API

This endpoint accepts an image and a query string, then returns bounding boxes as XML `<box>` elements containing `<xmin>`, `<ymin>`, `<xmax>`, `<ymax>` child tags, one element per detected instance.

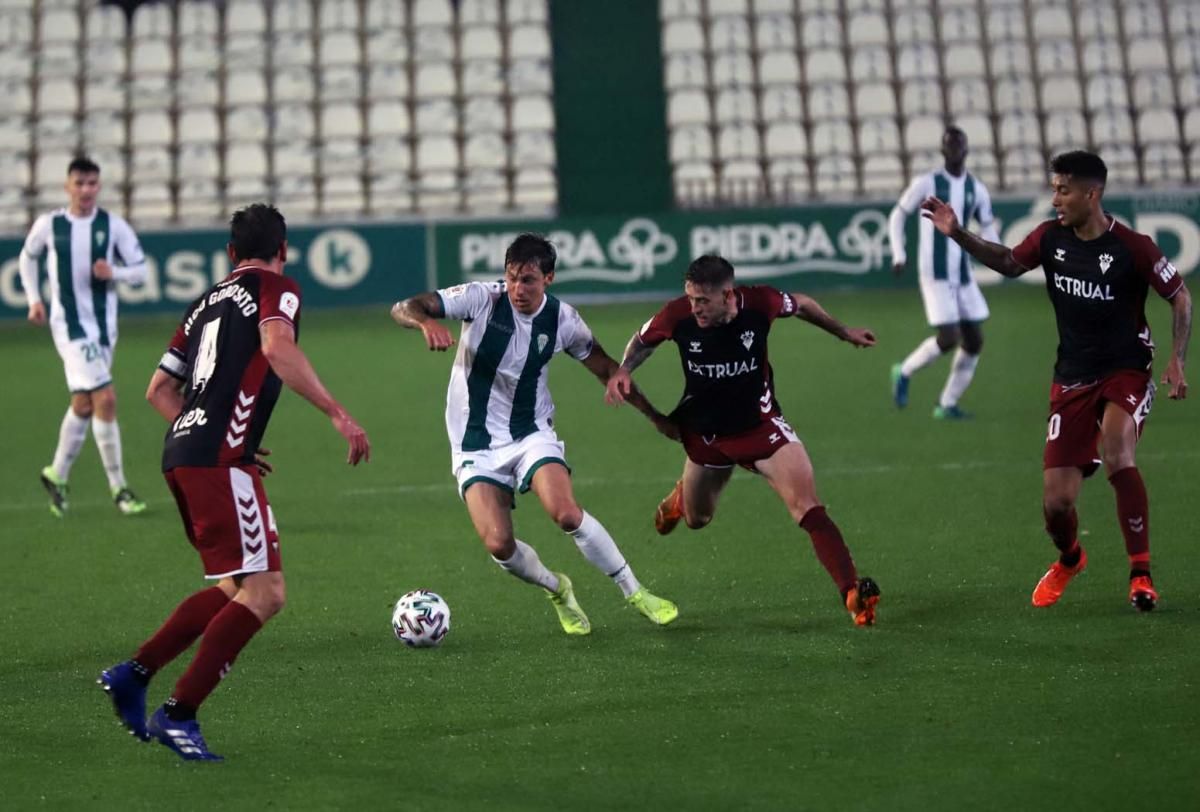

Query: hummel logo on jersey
<box><xmin>689</xmin><ymin>341</ymin><xmax>702</xmax><ymax>353</ymax></box>
<box><xmin>226</xmin><ymin>391</ymin><xmax>255</xmax><ymax>448</ymax></box>
<box><xmin>769</xmin><ymin>432</ymin><xmax>781</xmax><ymax>444</ymax></box>
<box><xmin>1099</xmin><ymin>253</ymin><xmax>1114</xmax><ymax>274</ymax></box>
<box><xmin>537</xmin><ymin>333</ymin><xmax>549</xmax><ymax>354</ymax></box>
<box><xmin>1129</xmin><ymin>516</ymin><xmax>1145</xmax><ymax>533</ymax></box>
<box><xmin>1127</xmin><ymin>394</ymin><xmax>1139</xmax><ymax>406</ymax></box>
<box><xmin>740</xmin><ymin>330</ymin><xmax>755</xmax><ymax>350</ymax></box>
<box><xmin>1054</xmin><ymin>248</ymin><xmax>1066</xmax><ymax>262</ymax></box>
<box><xmin>1154</xmin><ymin>257</ymin><xmax>1178</xmax><ymax>283</ymax></box>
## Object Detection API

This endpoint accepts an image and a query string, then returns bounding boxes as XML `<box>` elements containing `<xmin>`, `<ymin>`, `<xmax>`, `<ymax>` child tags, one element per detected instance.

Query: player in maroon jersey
<box><xmin>605</xmin><ymin>255</ymin><xmax>882</xmax><ymax>626</ymax></box>
<box><xmin>921</xmin><ymin>151</ymin><xmax>1191</xmax><ymax>611</ymax></box>
<box><xmin>98</xmin><ymin>204</ymin><xmax>371</xmax><ymax>761</ymax></box>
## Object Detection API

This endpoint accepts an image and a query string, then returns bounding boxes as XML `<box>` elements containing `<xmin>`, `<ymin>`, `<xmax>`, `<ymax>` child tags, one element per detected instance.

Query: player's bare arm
<box><xmin>605</xmin><ymin>334</ymin><xmax>658</xmax><ymax>406</ymax></box>
<box><xmin>261</xmin><ymin>320</ymin><xmax>371</xmax><ymax>465</ymax></box>
<box><xmin>146</xmin><ymin>368</ymin><xmax>186</xmax><ymax>422</ymax></box>
<box><xmin>920</xmin><ymin>196</ymin><xmax>1026</xmax><ymax>278</ymax></box>
<box><xmin>584</xmin><ymin>343</ymin><xmax>679</xmax><ymax>441</ymax></box>
<box><xmin>27</xmin><ymin>301</ymin><xmax>46</xmax><ymax>325</ymax></box>
<box><xmin>1164</xmin><ymin>284</ymin><xmax>1191</xmax><ymax>400</ymax></box>
<box><xmin>791</xmin><ymin>293</ymin><xmax>876</xmax><ymax>347</ymax></box>
<box><xmin>391</xmin><ymin>292</ymin><xmax>455</xmax><ymax>351</ymax></box>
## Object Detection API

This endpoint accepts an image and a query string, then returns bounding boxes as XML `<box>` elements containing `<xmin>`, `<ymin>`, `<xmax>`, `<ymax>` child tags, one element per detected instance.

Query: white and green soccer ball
<box><xmin>391</xmin><ymin>590</ymin><xmax>451</xmax><ymax>648</ymax></box>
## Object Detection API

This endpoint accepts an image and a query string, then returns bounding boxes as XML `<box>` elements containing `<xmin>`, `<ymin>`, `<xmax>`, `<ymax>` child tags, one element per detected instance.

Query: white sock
<box><xmin>569</xmin><ymin>511</ymin><xmax>641</xmax><ymax>598</ymax></box>
<box><xmin>900</xmin><ymin>336</ymin><xmax>946</xmax><ymax>377</ymax></box>
<box><xmin>51</xmin><ymin>408</ymin><xmax>91</xmax><ymax>481</ymax></box>
<box><xmin>939</xmin><ymin>348</ymin><xmax>980</xmax><ymax>408</ymax></box>
<box><xmin>493</xmin><ymin>539</ymin><xmax>560</xmax><ymax>593</ymax></box>
<box><xmin>92</xmin><ymin>417</ymin><xmax>127</xmax><ymax>490</ymax></box>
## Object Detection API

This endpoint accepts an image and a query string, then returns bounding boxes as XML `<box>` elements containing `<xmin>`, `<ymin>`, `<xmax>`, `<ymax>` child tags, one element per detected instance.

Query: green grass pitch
<box><xmin>1</xmin><ymin>284</ymin><xmax>1197</xmax><ymax>810</ymax></box>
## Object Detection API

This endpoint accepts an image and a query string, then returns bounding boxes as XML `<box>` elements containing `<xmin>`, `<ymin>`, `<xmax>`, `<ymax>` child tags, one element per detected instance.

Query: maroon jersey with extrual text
<box><xmin>158</xmin><ymin>267</ymin><xmax>302</xmax><ymax>470</ymax></box>
<box><xmin>637</xmin><ymin>285</ymin><xmax>798</xmax><ymax>436</ymax></box>
<box><xmin>1012</xmin><ymin>216</ymin><xmax>1184</xmax><ymax>383</ymax></box>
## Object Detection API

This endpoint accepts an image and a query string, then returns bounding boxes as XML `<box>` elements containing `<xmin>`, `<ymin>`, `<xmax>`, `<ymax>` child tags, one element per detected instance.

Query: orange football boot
<box><xmin>1031</xmin><ymin>548</ymin><xmax>1088</xmax><ymax>607</ymax></box>
<box><xmin>845</xmin><ymin>577</ymin><xmax>881</xmax><ymax>626</ymax></box>
<box><xmin>654</xmin><ymin>480</ymin><xmax>684</xmax><ymax>535</ymax></box>
<box><xmin>1129</xmin><ymin>575</ymin><xmax>1158</xmax><ymax>612</ymax></box>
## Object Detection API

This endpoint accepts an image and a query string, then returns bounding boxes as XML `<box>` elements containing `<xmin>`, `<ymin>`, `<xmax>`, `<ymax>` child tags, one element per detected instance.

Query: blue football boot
<box><xmin>890</xmin><ymin>363</ymin><xmax>910</xmax><ymax>409</ymax></box>
<box><xmin>98</xmin><ymin>661</ymin><xmax>149</xmax><ymax>741</ymax></box>
<box><xmin>148</xmin><ymin>707</ymin><xmax>224</xmax><ymax>762</ymax></box>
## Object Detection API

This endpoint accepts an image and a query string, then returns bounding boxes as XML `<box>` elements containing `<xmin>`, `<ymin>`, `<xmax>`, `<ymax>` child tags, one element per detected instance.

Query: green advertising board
<box><xmin>1</xmin><ymin>220</ymin><xmax>427</xmax><ymax>321</ymax></box>
<box><xmin>432</xmin><ymin>192</ymin><xmax>1200</xmax><ymax>296</ymax></box>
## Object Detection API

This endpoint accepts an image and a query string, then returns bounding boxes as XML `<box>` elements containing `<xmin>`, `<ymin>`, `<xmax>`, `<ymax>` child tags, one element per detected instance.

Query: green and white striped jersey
<box><xmin>19</xmin><ymin>207</ymin><xmax>147</xmax><ymax>347</ymax></box>
<box><xmin>889</xmin><ymin>169</ymin><xmax>1000</xmax><ymax>285</ymax></box>
<box><xmin>438</xmin><ymin>281</ymin><xmax>595</xmax><ymax>452</ymax></box>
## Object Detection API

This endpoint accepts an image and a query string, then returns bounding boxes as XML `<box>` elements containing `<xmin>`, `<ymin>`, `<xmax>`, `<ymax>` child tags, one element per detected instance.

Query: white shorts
<box><xmin>451</xmin><ymin>429</ymin><xmax>569</xmax><ymax>500</ymax></box>
<box><xmin>52</xmin><ymin>331</ymin><xmax>114</xmax><ymax>394</ymax></box>
<box><xmin>919</xmin><ymin>277</ymin><xmax>990</xmax><ymax>327</ymax></box>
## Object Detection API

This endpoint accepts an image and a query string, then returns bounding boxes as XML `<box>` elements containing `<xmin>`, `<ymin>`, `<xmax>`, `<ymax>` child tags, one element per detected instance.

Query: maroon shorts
<box><xmin>164</xmin><ymin>465</ymin><xmax>281</xmax><ymax>579</ymax></box>
<box><xmin>1043</xmin><ymin>370</ymin><xmax>1155</xmax><ymax>472</ymax></box>
<box><xmin>681</xmin><ymin>413</ymin><xmax>800</xmax><ymax>471</ymax></box>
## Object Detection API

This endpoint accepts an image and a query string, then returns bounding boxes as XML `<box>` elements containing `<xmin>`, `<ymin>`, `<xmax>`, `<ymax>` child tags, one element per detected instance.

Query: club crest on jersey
<box><xmin>740</xmin><ymin>330</ymin><xmax>754</xmax><ymax>350</ymax></box>
<box><xmin>537</xmin><ymin>333</ymin><xmax>549</xmax><ymax>354</ymax></box>
<box><xmin>1054</xmin><ymin>248</ymin><xmax>1066</xmax><ymax>262</ymax></box>
<box><xmin>95</xmin><ymin>231</ymin><xmax>105</xmax><ymax>246</ymax></box>
<box><xmin>1099</xmin><ymin>253</ymin><xmax>1114</xmax><ymax>274</ymax></box>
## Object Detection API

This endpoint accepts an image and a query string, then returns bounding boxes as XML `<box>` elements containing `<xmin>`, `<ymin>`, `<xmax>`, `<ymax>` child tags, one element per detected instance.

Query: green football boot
<box><xmin>40</xmin><ymin>466</ymin><xmax>69</xmax><ymax>518</ymax></box>
<box><xmin>628</xmin><ymin>588</ymin><xmax>680</xmax><ymax>626</ymax></box>
<box><xmin>547</xmin><ymin>573</ymin><xmax>591</xmax><ymax>636</ymax></box>
<box><xmin>112</xmin><ymin>486</ymin><xmax>148</xmax><ymax>516</ymax></box>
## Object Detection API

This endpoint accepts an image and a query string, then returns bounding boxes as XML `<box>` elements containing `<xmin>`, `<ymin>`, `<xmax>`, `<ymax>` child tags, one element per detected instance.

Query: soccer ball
<box><xmin>391</xmin><ymin>590</ymin><xmax>451</xmax><ymax>648</ymax></box>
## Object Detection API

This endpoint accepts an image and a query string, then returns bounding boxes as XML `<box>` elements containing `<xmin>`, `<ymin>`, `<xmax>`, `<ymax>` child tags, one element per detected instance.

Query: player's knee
<box><xmin>261</xmin><ymin>585</ymin><xmax>286</xmax><ymax>618</ymax></box>
<box><xmin>483</xmin><ymin>533</ymin><xmax>515</xmax><ymax>559</ymax></box>
<box><xmin>963</xmin><ymin>334</ymin><xmax>983</xmax><ymax>355</ymax></box>
<box><xmin>1101</xmin><ymin>448</ymin><xmax>1135</xmax><ymax>474</ymax></box>
<box><xmin>1043</xmin><ymin>493</ymin><xmax>1074</xmax><ymax>517</ymax></box>
<box><xmin>684</xmin><ymin>510</ymin><xmax>712</xmax><ymax>530</ymax></box>
<box><xmin>70</xmin><ymin>395</ymin><xmax>93</xmax><ymax>419</ymax></box>
<box><xmin>935</xmin><ymin>328</ymin><xmax>960</xmax><ymax>352</ymax></box>
<box><xmin>551</xmin><ymin>504</ymin><xmax>583</xmax><ymax>532</ymax></box>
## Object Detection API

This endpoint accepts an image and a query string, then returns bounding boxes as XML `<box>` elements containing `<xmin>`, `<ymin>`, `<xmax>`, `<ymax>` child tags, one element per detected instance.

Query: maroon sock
<box><xmin>798</xmin><ymin>506</ymin><xmax>858</xmax><ymax>596</ymax></box>
<box><xmin>133</xmin><ymin>586</ymin><xmax>230</xmax><ymax>674</ymax></box>
<box><xmin>171</xmin><ymin>601</ymin><xmax>264</xmax><ymax>710</ymax></box>
<box><xmin>1109</xmin><ymin>466</ymin><xmax>1150</xmax><ymax>571</ymax></box>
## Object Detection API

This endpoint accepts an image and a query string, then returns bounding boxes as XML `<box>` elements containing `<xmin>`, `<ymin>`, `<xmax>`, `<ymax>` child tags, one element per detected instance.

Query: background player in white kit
<box><xmin>888</xmin><ymin>127</ymin><xmax>999</xmax><ymax>419</ymax></box>
<box><xmin>18</xmin><ymin>157</ymin><xmax>149</xmax><ymax>516</ymax></box>
<box><xmin>391</xmin><ymin>234</ymin><xmax>679</xmax><ymax>635</ymax></box>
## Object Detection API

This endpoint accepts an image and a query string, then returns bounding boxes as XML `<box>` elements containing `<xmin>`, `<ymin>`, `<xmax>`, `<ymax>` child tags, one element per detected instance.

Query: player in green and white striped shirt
<box><xmin>392</xmin><ymin>234</ymin><xmax>680</xmax><ymax>635</ymax></box>
<box><xmin>18</xmin><ymin>157</ymin><xmax>149</xmax><ymax>517</ymax></box>
<box><xmin>888</xmin><ymin>127</ymin><xmax>1000</xmax><ymax>419</ymax></box>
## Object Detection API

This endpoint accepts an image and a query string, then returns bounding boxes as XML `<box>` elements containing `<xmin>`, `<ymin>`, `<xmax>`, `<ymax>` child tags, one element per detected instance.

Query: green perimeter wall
<box><xmin>3</xmin><ymin>192</ymin><xmax>1197</xmax><ymax>320</ymax></box>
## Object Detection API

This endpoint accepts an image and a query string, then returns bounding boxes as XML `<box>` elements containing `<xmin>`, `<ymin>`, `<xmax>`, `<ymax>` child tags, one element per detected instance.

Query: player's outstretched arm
<box><xmin>1164</xmin><ymin>284</ymin><xmax>1192</xmax><ymax>399</ymax></box>
<box><xmin>791</xmin><ymin>293</ymin><xmax>876</xmax><ymax>348</ymax></box>
<box><xmin>585</xmin><ymin>343</ymin><xmax>679</xmax><ymax>441</ymax></box>
<box><xmin>920</xmin><ymin>196</ymin><xmax>1025</xmax><ymax>278</ymax></box>
<box><xmin>261</xmin><ymin>320</ymin><xmax>371</xmax><ymax>465</ymax></box>
<box><xmin>391</xmin><ymin>292</ymin><xmax>455</xmax><ymax>351</ymax></box>
<box><xmin>146</xmin><ymin>368</ymin><xmax>186</xmax><ymax>422</ymax></box>
<box><xmin>605</xmin><ymin>333</ymin><xmax>657</xmax><ymax>406</ymax></box>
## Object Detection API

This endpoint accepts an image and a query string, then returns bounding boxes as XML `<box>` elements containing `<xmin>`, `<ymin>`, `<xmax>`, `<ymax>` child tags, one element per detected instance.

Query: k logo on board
<box><xmin>308</xmin><ymin>229</ymin><xmax>371</xmax><ymax>289</ymax></box>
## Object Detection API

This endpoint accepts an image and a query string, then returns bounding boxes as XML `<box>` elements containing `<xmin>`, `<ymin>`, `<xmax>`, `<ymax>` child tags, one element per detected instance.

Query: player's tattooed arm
<box><xmin>1164</xmin><ymin>285</ymin><xmax>1191</xmax><ymax>399</ymax></box>
<box><xmin>618</xmin><ymin>333</ymin><xmax>656</xmax><ymax>374</ymax></box>
<box><xmin>391</xmin><ymin>292</ymin><xmax>455</xmax><ymax>351</ymax></box>
<box><xmin>920</xmin><ymin>196</ymin><xmax>1025</xmax><ymax>277</ymax></box>
<box><xmin>587</xmin><ymin>343</ymin><xmax>680</xmax><ymax>440</ymax></box>
<box><xmin>791</xmin><ymin>294</ymin><xmax>877</xmax><ymax>348</ymax></box>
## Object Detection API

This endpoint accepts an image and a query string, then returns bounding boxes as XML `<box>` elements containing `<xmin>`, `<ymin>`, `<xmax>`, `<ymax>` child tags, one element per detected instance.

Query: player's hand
<box><xmin>332</xmin><ymin>410</ymin><xmax>371</xmax><ymax>465</ymax></box>
<box><xmin>420</xmin><ymin>321</ymin><xmax>455</xmax><ymax>351</ymax></box>
<box><xmin>1162</xmin><ymin>358</ymin><xmax>1188</xmax><ymax>400</ymax></box>
<box><xmin>27</xmin><ymin>301</ymin><xmax>46</xmax><ymax>325</ymax></box>
<box><xmin>651</xmin><ymin>411</ymin><xmax>681</xmax><ymax>442</ymax></box>
<box><xmin>605</xmin><ymin>368</ymin><xmax>633</xmax><ymax>406</ymax></box>
<box><xmin>92</xmin><ymin>259</ymin><xmax>113</xmax><ymax>280</ymax></box>
<box><xmin>844</xmin><ymin>327</ymin><xmax>877</xmax><ymax>348</ymax></box>
<box><xmin>919</xmin><ymin>197</ymin><xmax>960</xmax><ymax>236</ymax></box>
<box><xmin>254</xmin><ymin>447</ymin><xmax>273</xmax><ymax>477</ymax></box>
<box><xmin>891</xmin><ymin>261</ymin><xmax>906</xmax><ymax>277</ymax></box>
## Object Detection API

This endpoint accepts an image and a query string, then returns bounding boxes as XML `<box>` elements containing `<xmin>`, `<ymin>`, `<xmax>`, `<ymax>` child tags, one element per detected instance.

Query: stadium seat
<box><xmin>464</xmin><ymin>96</ymin><xmax>505</xmax><ymax>132</ymax></box>
<box><xmin>131</xmin><ymin>39</ymin><xmax>173</xmax><ymax>75</ymax></box>
<box><xmin>1082</xmin><ymin>41</ymin><xmax>1127</xmax><ymax>76</ymax></box>
<box><xmin>415</xmin><ymin>27</ymin><xmax>456</xmax><ymax>61</ymax></box>
<box><xmin>714</xmin><ymin>87</ymin><xmax>756</xmax><ymax>125</ymax></box>
<box><xmin>990</xmin><ymin>42</ymin><xmax>1031</xmax><ymax>77</ymax></box>
<box><xmin>366</xmin><ymin>30</ymin><xmax>409</xmax><ymax>65</ymax></box>
<box><xmin>273</xmin><ymin>67</ymin><xmax>316</xmax><ymax>104</ymax></box>
<box><xmin>1085</xmin><ymin>74</ymin><xmax>1129</xmax><ymax>112</ymax></box>
<box><xmin>413</xmin><ymin>0</ymin><xmax>454</xmax><ymax>27</ymax></box>
<box><xmin>1136</xmin><ymin>108</ymin><xmax>1181</xmax><ymax>145</ymax></box>
<box><xmin>508</xmin><ymin>59</ymin><xmax>553</xmax><ymax>94</ymax></box>
<box><xmin>275</xmin><ymin>176</ymin><xmax>318</xmax><ymax>218</ymax></box>
<box><xmin>807</xmin><ymin>83</ymin><xmax>849</xmax><ymax>121</ymax></box>
<box><xmin>178</xmin><ymin>36</ymin><xmax>221</xmax><ymax>74</ymax></box>
<box><xmin>367</xmin><ymin>64</ymin><xmax>411</xmax><ymax>100</ymax></box>
<box><xmin>177</xmin><ymin>179</ymin><xmax>223</xmax><ymax>221</ymax></box>
<box><xmin>273</xmin><ymin>140</ymin><xmax>316</xmax><ymax>175</ymax></box>
<box><xmin>1133</xmin><ymin>73</ymin><xmax>1176</xmax><ymax>110</ymax></box>
<box><xmin>87</xmin><ymin>146</ymin><xmax>125</xmax><ymax>183</ymax></box>
<box><xmin>708</xmin><ymin>17</ymin><xmax>751</xmax><ymax>52</ymax></box>
<box><xmin>767</xmin><ymin>159</ymin><xmax>810</xmax><ymax>202</ymax></box>
<box><xmin>178</xmin><ymin>71</ymin><xmax>220</xmax><ymax>108</ymax></box>
<box><xmin>464</xmin><ymin>169</ymin><xmax>508</xmax><ymax>210</ymax></box>
<box><xmin>947</xmin><ymin>78</ymin><xmax>990</xmax><ymax>116</ymax></box>
<box><xmin>417</xmin><ymin>135</ymin><xmax>458</xmax><ymax>171</ymax></box>
<box><xmin>904</xmin><ymin>115</ymin><xmax>943</xmax><ymax>152</ymax></box>
<box><xmin>36</xmin><ymin>77</ymin><xmax>78</xmax><ymax>115</ymax></box>
<box><xmin>81</xmin><ymin>111</ymin><xmax>124</xmax><ymax>147</ymax></box>
<box><xmin>985</xmin><ymin>6</ymin><xmax>1026</xmax><ymax>41</ymax></box>
<box><xmin>465</xmin><ymin>132</ymin><xmax>508</xmax><ymax>169</ymax></box>
<box><xmin>129</xmin><ymin>147</ymin><xmax>172</xmax><ymax>183</ymax></box>
<box><xmin>130</xmin><ymin>183</ymin><xmax>173</xmax><ymax>223</ymax></box>
<box><xmin>943</xmin><ymin>44</ymin><xmax>986</xmax><ymax>79</ymax></box>
<box><xmin>760</xmin><ymin>86</ymin><xmax>803</xmax><ymax>121</ymax></box>
<box><xmin>811</xmin><ymin>120</ymin><xmax>853</xmax><ymax>156</ymax></box>
<box><xmin>1174</xmin><ymin>38</ymin><xmax>1200</xmax><ymax>75</ymax></box>
<box><xmin>320</xmin><ymin>0</ymin><xmax>361</xmax><ymax>31</ymax></box>
<box><xmin>954</xmin><ymin>114</ymin><xmax>994</xmax><ymax>150</ymax></box>
<box><xmin>861</xmin><ymin>154</ymin><xmax>905</xmax><ymax>194</ymax></box>
<box><xmin>319</xmin><ymin>66</ymin><xmax>361</xmax><ymax>104</ymax></box>
<box><xmin>847</xmin><ymin>12</ymin><xmax>888</xmax><ymax>47</ymax></box>
<box><xmin>274</xmin><ymin>104</ymin><xmax>316</xmax><ymax>141</ymax></box>
<box><xmin>719</xmin><ymin>160</ymin><xmax>764</xmax><ymax>204</ymax></box>
<box><xmin>814</xmin><ymin>154</ymin><xmax>857</xmax><ymax>196</ymax></box>
<box><xmin>802</xmin><ymin>13</ymin><xmax>843</xmax><ymax>49</ymax></box>
<box><xmin>1038</xmin><ymin>41</ymin><xmax>1079</xmax><ymax>77</ymax></box>
<box><xmin>85</xmin><ymin>4</ymin><xmax>125</xmax><ymax>41</ymax></box>
<box><xmin>755</xmin><ymin>15</ymin><xmax>797</xmax><ymax>51</ymax></box>
<box><xmin>1124</xmin><ymin>38</ymin><xmax>1169</xmax><ymax>74</ymax></box>
<box><xmin>855</xmin><ymin>82</ymin><xmax>897</xmax><ymax>118</ymax></box>
<box><xmin>39</xmin><ymin>8</ymin><xmax>81</xmax><ymax>44</ymax></box>
<box><xmin>512</xmin><ymin>131</ymin><xmax>555</xmax><ymax>166</ymax></box>
<box><xmin>764</xmin><ymin>121</ymin><xmax>807</xmax><ymax>160</ymax></box>
<box><xmin>510</xmin><ymin>25</ymin><xmax>551</xmax><ymax>60</ymax></box>
<box><xmin>320</xmin><ymin>31</ymin><xmax>361</xmax><ymax>68</ymax></box>
<box><xmin>717</xmin><ymin>124</ymin><xmax>759</xmax><ymax>161</ymax></box>
<box><xmin>850</xmin><ymin>47</ymin><xmax>892</xmax><ymax>83</ymax></box>
<box><xmin>321</xmin><ymin>102</ymin><xmax>363</xmax><ymax>140</ymax></box>
<box><xmin>805</xmin><ymin>48</ymin><xmax>847</xmax><ymax>84</ymax></box>
<box><xmin>1030</xmin><ymin>7</ymin><xmax>1072</xmax><ymax>40</ymax></box>
<box><xmin>368</xmin><ymin>171</ymin><xmax>414</xmax><ymax>214</ymax></box>
<box><xmin>708</xmin><ymin>0</ymin><xmax>748</xmax><ymax>15</ymax></box>
<box><xmin>941</xmin><ymin>7</ymin><xmax>981</xmax><ymax>41</ymax></box>
<box><xmin>225</xmin><ymin>0</ymin><xmax>267</xmax><ymax>35</ymax></box>
<box><xmin>758</xmin><ymin>50</ymin><xmax>800</xmax><ymax>85</ymax></box>
<box><xmin>461</xmin><ymin>0</ymin><xmax>501</xmax><ymax>25</ymax></box>
<box><xmin>858</xmin><ymin>118</ymin><xmax>901</xmax><ymax>154</ymax></box>
<box><xmin>225</xmin><ymin>34</ymin><xmax>269</xmax><ymax>71</ymax></box>
<box><xmin>513</xmin><ymin>167</ymin><xmax>556</xmax><ymax>208</ymax></box>
<box><xmin>1</xmin><ymin>78</ymin><xmax>30</xmax><ymax>115</ymax></box>
<box><xmin>998</xmin><ymin>112</ymin><xmax>1042</xmax><ymax>150</ymax></box>
<box><xmin>1142</xmin><ymin>143</ymin><xmax>1185</xmax><ymax>184</ymax></box>
<box><xmin>319</xmin><ymin>138</ymin><xmax>364</xmax><ymax>174</ymax></box>
<box><xmin>84</xmin><ymin>41</ymin><xmax>125</xmax><ymax>77</ymax></box>
<box><xmin>367</xmin><ymin>135</ymin><xmax>413</xmax><ymax>173</ymax></box>
<box><xmin>178</xmin><ymin>109</ymin><xmax>220</xmax><ymax>145</ymax></box>
<box><xmin>1044</xmin><ymin>111</ymin><xmax>1088</xmax><ymax>153</ymax></box>
<box><xmin>897</xmin><ymin>45</ymin><xmax>939</xmax><ymax>81</ymax></box>
<box><xmin>461</xmin><ymin>26</ymin><xmax>503</xmax><ymax>61</ymax></box>
<box><xmin>35</xmin><ymin>113</ymin><xmax>76</xmax><ymax>151</ymax></box>
<box><xmin>994</xmin><ymin>77</ymin><xmax>1036</xmax><ymax>115</ymax></box>
<box><xmin>177</xmin><ymin>144</ymin><xmax>219</xmax><ymax>181</ymax></box>
<box><xmin>894</xmin><ymin>10</ymin><xmax>934</xmax><ymax>45</ymax></box>
<box><xmin>131</xmin><ymin>2</ymin><xmax>170</xmax><ymax>39</ymax></box>
<box><xmin>368</xmin><ymin>100</ymin><xmax>411</xmax><ymax>136</ymax></box>
<box><xmin>1002</xmin><ymin>147</ymin><xmax>1046</xmax><ymax>188</ymax></box>
<box><xmin>1123</xmin><ymin>1</ymin><xmax>1164</xmax><ymax>38</ymax></box>
<box><xmin>1091</xmin><ymin>109</ymin><xmax>1135</xmax><ymax>148</ymax></box>
<box><xmin>1185</xmin><ymin>109</ymin><xmax>1200</xmax><ymax>146</ymax></box>
<box><xmin>322</xmin><ymin>176</ymin><xmax>365</xmax><ymax>216</ymax></box>
<box><xmin>669</xmin><ymin>89</ymin><xmax>710</xmax><ymax>127</ymax></box>
<box><xmin>665</xmin><ymin>53</ymin><xmax>709</xmax><ymax>89</ymax></box>
<box><xmin>415</xmin><ymin>98</ymin><xmax>457</xmax><ymax>134</ymax></box>
<box><xmin>901</xmin><ymin>80</ymin><xmax>942</xmax><ymax>117</ymax></box>
<box><xmin>1177</xmin><ymin>73</ymin><xmax>1200</xmax><ymax>108</ymax></box>
<box><xmin>711</xmin><ymin>52</ymin><xmax>754</xmax><ymax>87</ymax></box>
<box><xmin>225</xmin><ymin>106</ymin><xmax>269</xmax><ymax>142</ymax></box>
<box><xmin>274</xmin><ymin>0</ymin><xmax>314</xmax><ymax>33</ymax></box>
<box><xmin>511</xmin><ymin>96</ymin><xmax>554</xmax><ymax>131</ymax></box>
<box><xmin>131</xmin><ymin>111</ymin><xmax>172</xmax><ymax>147</ymax></box>
<box><xmin>273</xmin><ymin>32</ymin><xmax>315</xmax><ymax>68</ymax></box>
<box><xmin>1104</xmin><ymin>144</ymin><xmax>1140</xmax><ymax>184</ymax></box>
<box><xmin>1041</xmin><ymin>77</ymin><xmax>1085</xmax><ymax>113</ymax></box>
<box><xmin>671</xmin><ymin>126</ymin><xmax>713</xmax><ymax>163</ymax></box>
<box><xmin>1076</xmin><ymin>2</ymin><xmax>1120</xmax><ymax>39</ymax></box>
<box><xmin>662</xmin><ymin>19</ymin><xmax>704</xmax><ymax>54</ymax></box>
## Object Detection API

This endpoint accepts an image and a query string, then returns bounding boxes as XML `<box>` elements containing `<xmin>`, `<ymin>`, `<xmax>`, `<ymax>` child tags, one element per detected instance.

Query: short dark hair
<box><xmin>943</xmin><ymin>125</ymin><xmax>966</xmax><ymax>141</ymax></box>
<box><xmin>229</xmin><ymin>203</ymin><xmax>287</xmax><ymax>262</ymax></box>
<box><xmin>68</xmin><ymin>156</ymin><xmax>100</xmax><ymax>176</ymax></box>
<box><xmin>504</xmin><ymin>233</ymin><xmax>556</xmax><ymax>275</ymax></box>
<box><xmin>685</xmin><ymin>255</ymin><xmax>735</xmax><ymax>288</ymax></box>
<box><xmin>1050</xmin><ymin>150</ymin><xmax>1107</xmax><ymax>185</ymax></box>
